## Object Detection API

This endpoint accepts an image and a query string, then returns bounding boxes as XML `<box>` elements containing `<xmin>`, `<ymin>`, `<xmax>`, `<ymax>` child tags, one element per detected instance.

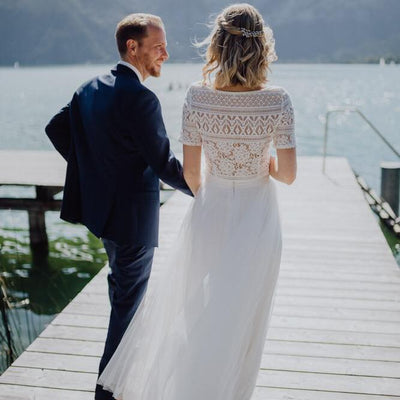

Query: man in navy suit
<box><xmin>45</xmin><ymin>13</ymin><xmax>192</xmax><ymax>400</ymax></box>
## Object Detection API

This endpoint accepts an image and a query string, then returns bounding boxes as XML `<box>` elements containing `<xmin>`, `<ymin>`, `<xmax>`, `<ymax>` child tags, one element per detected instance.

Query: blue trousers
<box><xmin>95</xmin><ymin>239</ymin><xmax>155</xmax><ymax>400</ymax></box>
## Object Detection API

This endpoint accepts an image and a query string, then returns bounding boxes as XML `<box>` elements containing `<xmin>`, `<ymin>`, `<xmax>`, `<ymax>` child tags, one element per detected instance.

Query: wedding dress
<box><xmin>97</xmin><ymin>82</ymin><xmax>295</xmax><ymax>400</ymax></box>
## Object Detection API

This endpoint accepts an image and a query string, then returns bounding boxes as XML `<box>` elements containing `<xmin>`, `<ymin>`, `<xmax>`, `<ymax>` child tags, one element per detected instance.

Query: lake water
<box><xmin>1</xmin><ymin>63</ymin><xmax>400</xmax><ymax>184</ymax></box>
<box><xmin>0</xmin><ymin>63</ymin><xmax>399</xmax><ymax>373</ymax></box>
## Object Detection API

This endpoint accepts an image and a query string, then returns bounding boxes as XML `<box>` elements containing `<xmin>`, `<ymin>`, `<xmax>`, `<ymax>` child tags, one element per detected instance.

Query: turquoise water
<box><xmin>0</xmin><ymin>63</ymin><xmax>399</xmax><ymax>373</ymax></box>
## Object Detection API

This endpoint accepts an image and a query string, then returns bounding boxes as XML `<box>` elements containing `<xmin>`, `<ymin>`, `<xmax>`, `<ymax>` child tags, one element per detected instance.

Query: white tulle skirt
<box><xmin>97</xmin><ymin>173</ymin><xmax>282</xmax><ymax>400</ymax></box>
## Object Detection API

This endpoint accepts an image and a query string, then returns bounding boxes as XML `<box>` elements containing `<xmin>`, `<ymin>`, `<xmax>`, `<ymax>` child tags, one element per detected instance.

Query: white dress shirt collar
<box><xmin>118</xmin><ymin>60</ymin><xmax>144</xmax><ymax>83</ymax></box>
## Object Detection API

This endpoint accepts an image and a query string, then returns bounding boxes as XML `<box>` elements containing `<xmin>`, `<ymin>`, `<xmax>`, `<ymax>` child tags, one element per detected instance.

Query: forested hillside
<box><xmin>1</xmin><ymin>0</ymin><xmax>399</xmax><ymax>65</ymax></box>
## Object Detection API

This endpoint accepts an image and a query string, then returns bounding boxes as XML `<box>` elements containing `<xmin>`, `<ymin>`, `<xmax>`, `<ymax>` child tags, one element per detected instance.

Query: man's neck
<box><xmin>118</xmin><ymin>60</ymin><xmax>145</xmax><ymax>82</ymax></box>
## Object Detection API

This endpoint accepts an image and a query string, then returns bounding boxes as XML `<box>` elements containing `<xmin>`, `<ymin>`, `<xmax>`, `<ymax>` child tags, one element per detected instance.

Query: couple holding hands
<box><xmin>46</xmin><ymin>3</ymin><xmax>296</xmax><ymax>399</ymax></box>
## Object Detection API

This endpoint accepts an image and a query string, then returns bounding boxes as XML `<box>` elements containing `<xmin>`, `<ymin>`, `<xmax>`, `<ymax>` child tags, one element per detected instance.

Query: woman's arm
<box><xmin>269</xmin><ymin>148</ymin><xmax>297</xmax><ymax>185</ymax></box>
<box><xmin>183</xmin><ymin>144</ymin><xmax>202</xmax><ymax>195</ymax></box>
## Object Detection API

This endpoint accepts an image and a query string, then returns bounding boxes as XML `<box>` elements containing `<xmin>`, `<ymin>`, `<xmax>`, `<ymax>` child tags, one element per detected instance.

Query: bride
<box><xmin>98</xmin><ymin>3</ymin><xmax>296</xmax><ymax>399</ymax></box>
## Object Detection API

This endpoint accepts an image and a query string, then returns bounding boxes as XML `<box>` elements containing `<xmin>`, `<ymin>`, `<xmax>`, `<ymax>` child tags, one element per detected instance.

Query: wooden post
<box><xmin>0</xmin><ymin>184</ymin><xmax>63</xmax><ymax>263</ymax></box>
<box><xmin>381</xmin><ymin>162</ymin><xmax>400</xmax><ymax>215</ymax></box>
<box><xmin>28</xmin><ymin>186</ymin><xmax>54</xmax><ymax>257</ymax></box>
<box><xmin>28</xmin><ymin>208</ymin><xmax>48</xmax><ymax>252</ymax></box>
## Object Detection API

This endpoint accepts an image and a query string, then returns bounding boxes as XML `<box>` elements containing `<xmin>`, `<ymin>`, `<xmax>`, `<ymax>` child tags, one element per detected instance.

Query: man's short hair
<box><xmin>115</xmin><ymin>13</ymin><xmax>164</xmax><ymax>56</ymax></box>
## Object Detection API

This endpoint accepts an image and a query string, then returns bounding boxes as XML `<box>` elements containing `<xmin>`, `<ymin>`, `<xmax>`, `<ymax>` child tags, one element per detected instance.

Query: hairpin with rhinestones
<box><xmin>239</xmin><ymin>28</ymin><xmax>264</xmax><ymax>38</ymax></box>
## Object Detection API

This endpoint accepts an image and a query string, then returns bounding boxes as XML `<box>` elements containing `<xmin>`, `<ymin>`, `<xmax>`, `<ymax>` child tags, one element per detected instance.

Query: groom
<box><xmin>45</xmin><ymin>13</ymin><xmax>192</xmax><ymax>400</ymax></box>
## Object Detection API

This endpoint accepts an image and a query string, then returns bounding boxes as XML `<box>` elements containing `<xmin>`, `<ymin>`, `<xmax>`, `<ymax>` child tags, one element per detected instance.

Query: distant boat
<box><xmin>13</xmin><ymin>62</ymin><xmax>20</xmax><ymax>68</ymax></box>
<box><xmin>379</xmin><ymin>57</ymin><xmax>385</xmax><ymax>66</ymax></box>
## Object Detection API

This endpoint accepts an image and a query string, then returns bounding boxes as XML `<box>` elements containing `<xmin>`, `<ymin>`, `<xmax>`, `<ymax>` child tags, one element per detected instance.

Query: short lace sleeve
<box><xmin>179</xmin><ymin>87</ymin><xmax>202</xmax><ymax>146</ymax></box>
<box><xmin>273</xmin><ymin>91</ymin><xmax>296</xmax><ymax>149</ymax></box>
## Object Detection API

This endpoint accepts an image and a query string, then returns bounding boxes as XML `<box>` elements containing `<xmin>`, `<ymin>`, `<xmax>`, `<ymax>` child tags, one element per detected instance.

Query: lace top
<box><xmin>179</xmin><ymin>82</ymin><xmax>295</xmax><ymax>179</ymax></box>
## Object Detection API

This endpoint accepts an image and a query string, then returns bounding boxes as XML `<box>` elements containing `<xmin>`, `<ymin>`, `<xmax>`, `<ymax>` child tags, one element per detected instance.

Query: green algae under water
<box><xmin>0</xmin><ymin>227</ymin><xmax>107</xmax><ymax>373</ymax></box>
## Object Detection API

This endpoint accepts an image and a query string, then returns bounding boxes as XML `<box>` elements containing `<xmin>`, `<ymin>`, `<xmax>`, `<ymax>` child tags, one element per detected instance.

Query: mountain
<box><xmin>0</xmin><ymin>0</ymin><xmax>399</xmax><ymax>65</ymax></box>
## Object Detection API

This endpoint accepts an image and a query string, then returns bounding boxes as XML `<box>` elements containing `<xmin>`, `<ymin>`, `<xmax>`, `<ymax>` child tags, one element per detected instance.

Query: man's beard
<box><xmin>148</xmin><ymin>64</ymin><xmax>161</xmax><ymax>77</ymax></box>
<box><xmin>143</xmin><ymin>55</ymin><xmax>162</xmax><ymax>77</ymax></box>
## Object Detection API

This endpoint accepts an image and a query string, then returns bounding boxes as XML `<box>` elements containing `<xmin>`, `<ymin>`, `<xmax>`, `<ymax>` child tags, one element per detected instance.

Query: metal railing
<box><xmin>322</xmin><ymin>106</ymin><xmax>400</xmax><ymax>173</ymax></box>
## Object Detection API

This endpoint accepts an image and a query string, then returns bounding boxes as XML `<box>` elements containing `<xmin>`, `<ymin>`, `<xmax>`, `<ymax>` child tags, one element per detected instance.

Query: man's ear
<box><xmin>126</xmin><ymin>39</ymin><xmax>138</xmax><ymax>56</ymax></box>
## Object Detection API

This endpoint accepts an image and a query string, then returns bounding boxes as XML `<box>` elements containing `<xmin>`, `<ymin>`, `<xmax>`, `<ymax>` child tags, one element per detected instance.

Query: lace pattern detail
<box><xmin>273</xmin><ymin>92</ymin><xmax>296</xmax><ymax>149</ymax></box>
<box><xmin>180</xmin><ymin>94</ymin><xmax>202</xmax><ymax>145</ymax></box>
<box><xmin>179</xmin><ymin>83</ymin><xmax>295</xmax><ymax>179</ymax></box>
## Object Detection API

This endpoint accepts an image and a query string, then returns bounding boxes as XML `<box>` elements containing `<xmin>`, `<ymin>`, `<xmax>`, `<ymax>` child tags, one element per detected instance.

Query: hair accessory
<box><xmin>239</xmin><ymin>28</ymin><xmax>264</xmax><ymax>38</ymax></box>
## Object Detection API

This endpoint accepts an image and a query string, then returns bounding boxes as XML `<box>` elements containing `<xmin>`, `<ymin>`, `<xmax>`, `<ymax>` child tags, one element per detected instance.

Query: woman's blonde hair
<box><xmin>196</xmin><ymin>3</ymin><xmax>277</xmax><ymax>89</ymax></box>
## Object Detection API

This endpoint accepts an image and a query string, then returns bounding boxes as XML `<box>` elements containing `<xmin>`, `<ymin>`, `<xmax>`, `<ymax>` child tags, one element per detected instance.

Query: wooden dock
<box><xmin>0</xmin><ymin>150</ymin><xmax>65</xmax><ymax>256</ymax></box>
<box><xmin>1</xmin><ymin>156</ymin><xmax>400</xmax><ymax>399</ymax></box>
<box><xmin>0</xmin><ymin>150</ymin><xmax>172</xmax><ymax>258</ymax></box>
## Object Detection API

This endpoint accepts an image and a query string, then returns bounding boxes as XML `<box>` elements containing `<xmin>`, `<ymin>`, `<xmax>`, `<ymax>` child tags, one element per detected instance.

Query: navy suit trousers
<box><xmin>95</xmin><ymin>239</ymin><xmax>155</xmax><ymax>400</ymax></box>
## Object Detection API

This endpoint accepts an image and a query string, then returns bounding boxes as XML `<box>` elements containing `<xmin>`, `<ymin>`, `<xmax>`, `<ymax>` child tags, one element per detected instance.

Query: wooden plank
<box><xmin>0</xmin><ymin>367</ymin><xmax>97</xmax><ymax>391</ymax></box>
<box><xmin>12</xmin><ymin>352</ymin><xmax>99</xmax><ymax>373</ymax></box>
<box><xmin>79</xmin><ymin>286</ymin><xmax>110</xmax><ymax>295</ymax></box>
<box><xmin>0</xmin><ymin>385</ymin><xmax>93</xmax><ymax>400</ymax></box>
<box><xmin>277</xmin><ymin>278</ymin><xmax>400</xmax><ymax>293</ymax></box>
<box><xmin>51</xmin><ymin>313</ymin><xmax>109</xmax><ymax>329</ymax></box>
<box><xmin>71</xmin><ymin>292</ymin><xmax>108</xmax><ymax>304</ymax></box>
<box><xmin>0</xmin><ymin>150</ymin><xmax>66</xmax><ymax>186</ymax></box>
<box><xmin>256</xmin><ymin>369</ymin><xmax>400</xmax><ymax>396</ymax></box>
<box><xmin>281</xmin><ymin>250</ymin><xmax>394</xmax><ymax>263</ymax></box>
<box><xmin>62</xmin><ymin>301</ymin><xmax>110</xmax><ymax>316</ymax></box>
<box><xmin>281</xmin><ymin>263</ymin><xmax>400</xmax><ymax>276</ymax></box>
<box><xmin>273</xmin><ymin>295</ymin><xmax>400</xmax><ymax>312</ymax></box>
<box><xmin>267</xmin><ymin>327</ymin><xmax>400</xmax><ymax>348</ymax></box>
<box><xmin>27</xmin><ymin>338</ymin><xmax>104</xmax><ymax>357</ymax></box>
<box><xmin>0</xmin><ymin>198</ymin><xmax>62</xmax><ymax>211</ymax></box>
<box><xmin>264</xmin><ymin>340</ymin><xmax>400</xmax><ymax>362</ymax></box>
<box><xmin>260</xmin><ymin>353</ymin><xmax>400</xmax><ymax>378</ymax></box>
<box><xmin>39</xmin><ymin>325</ymin><xmax>107</xmax><ymax>342</ymax></box>
<box><xmin>252</xmin><ymin>386</ymin><xmax>400</xmax><ymax>400</ymax></box>
<box><xmin>279</xmin><ymin>269</ymin><xmax>400</xmax><ymax>283</ymax></box>
<box><xmin>282</xmin><ymin>257</ymin><xmax>398</xmax><ymax>270</ymax></box>
<box><xmin>282</xmin><ymin>242</ymin><xmax>395</xmax><ymax>255</ymax></box>
<box><xmin>272</xmin><ymin>305</ymin><xmax>400</xmax><ymax>322</ymax></box>
<box><xmin>275</xmin><ymin>286</ymin><xmax>400</xmax><ymax>301</ymax></box>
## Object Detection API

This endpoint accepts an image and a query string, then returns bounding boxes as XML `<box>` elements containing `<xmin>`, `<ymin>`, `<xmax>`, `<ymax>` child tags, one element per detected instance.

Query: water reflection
<box><xmin>0</xmin><ymin>230</ymin><xmax>107</xmax><ymax>373</ymax></box>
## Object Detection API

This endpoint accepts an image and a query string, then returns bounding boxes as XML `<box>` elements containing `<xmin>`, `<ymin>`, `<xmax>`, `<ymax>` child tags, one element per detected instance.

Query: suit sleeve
<box><xmin>131</xmin><ymin>90</ymin><xmax>193</xmax><ymax>197</ymax></box>
<box><xmin>45</xmin><ymin>103</ymin><xmax>72</xmax><ymax>161</ymax></box>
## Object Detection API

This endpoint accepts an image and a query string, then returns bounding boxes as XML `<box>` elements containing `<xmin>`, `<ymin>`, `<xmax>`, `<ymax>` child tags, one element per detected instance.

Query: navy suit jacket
<box><xmin>45</xmin><ymin>63</ymin><xmax>193</xmax><ymax>246</ymax></box>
